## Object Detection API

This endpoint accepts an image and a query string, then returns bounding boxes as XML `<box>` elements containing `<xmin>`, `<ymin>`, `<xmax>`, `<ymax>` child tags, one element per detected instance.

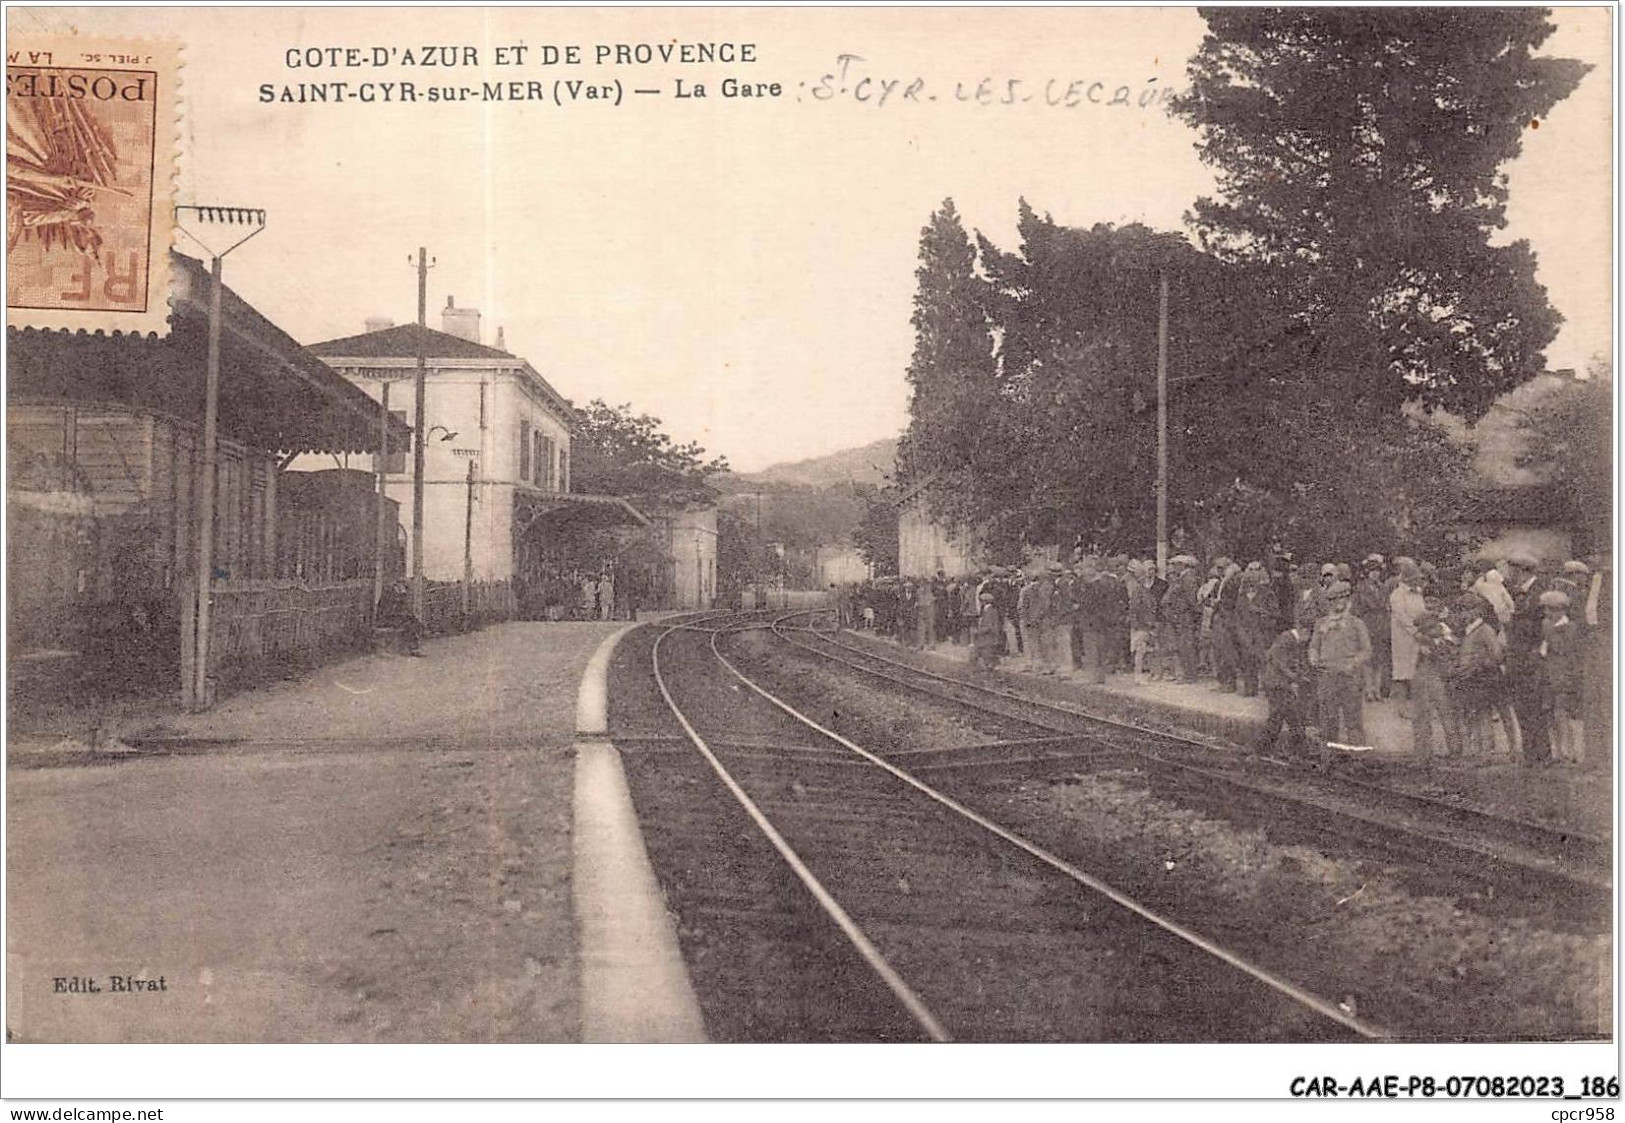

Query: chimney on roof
<box><xmin>441</xmin><ymin>294</ymin><xmax>481</xmax><ymax>344</ymax></box>
<box><xmin>364</xmin><ymin>316</ymin><xmax>395</xmax><ymax>333</ymax></box>
<box><xmin>495</xmin><ymin>326</ymin><xmax>506</xmax><ymax>351</ymax></box>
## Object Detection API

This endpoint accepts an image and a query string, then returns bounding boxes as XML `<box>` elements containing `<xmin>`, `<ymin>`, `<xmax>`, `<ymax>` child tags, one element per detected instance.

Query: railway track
<box><xmin>611</xmin><ymin>609</ymin><xmax>1383</xmax><ymax>1042</ymax></box>
<box><xmin>765</xmin><ymin>612</ymin><xmax>1608</xmax><ymax>927</ymax></box>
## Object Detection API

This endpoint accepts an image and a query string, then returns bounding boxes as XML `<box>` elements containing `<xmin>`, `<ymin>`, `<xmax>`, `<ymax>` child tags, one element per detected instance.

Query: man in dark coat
<box><xmin>1073</xmin><ymin>558</ymin><xmax>1110</xmax><ymax>685</ymax></box>
<box><xmin>1502</xmin><ymin>554</ymin><xmax>1550</xmax><ymax>764</ymax></box>
<box><xmin>1540</xmin><ymin>588</ymin><xmax>1584</xmax><ymax>764</ymax></box>
<box><xmin>1233</xmin><ymin>565</ymin><xmax>1279</xmax><ymax>697</ymax></box>
<box><xmin>1259</xmin><ymin>622</ymin><xmax>1311</xmax><ymax>757</ymax></box>
<box><xmin>1352</xmin><ymin>555</ymin><xmax>1392</xmax><ymax>701</ymax></box>
<box><xmin>1099</xmin><ymin>556</ymin><xmax>1130</xmax><ymax>672</ymax></box>
<box><xmin>1209</xmin><ymin>558</ymin><xmax>1242</xmax><ymax>691</ymax></box>
<box><xmin>1053</xmin><ymin>561</ymin><xmax>1080</xmax><ymax>672</ymax></box>
<box><xmin>1161</xmin><ymin>555</ymin><xmax>1201</xmax><ymax>683</ymax></box>
<box><xmin>1447</xmin><ymin>594</ymin><xmax>1504</xmax><ymax>759</ymax></box>
<box><xmin>972</xmin><ymin>590</ymin><xmax>1002</xmax><ymax>672</ymax></box>
<box><xmin>1269</xmin><ymin>553</ymin><xmax>1296</xmax><ymax>634</ymax></box>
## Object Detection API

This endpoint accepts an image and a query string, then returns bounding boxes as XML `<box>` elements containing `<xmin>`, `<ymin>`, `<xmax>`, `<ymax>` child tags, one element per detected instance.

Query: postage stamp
<box><xmin>5</xmin><ymin>34</ymin><xmax>178</xmax><ymax>335</ymax></box>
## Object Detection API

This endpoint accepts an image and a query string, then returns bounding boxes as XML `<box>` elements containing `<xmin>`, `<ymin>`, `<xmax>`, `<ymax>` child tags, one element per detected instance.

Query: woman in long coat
<box><xmin>1388</xmin><ymin>562</ymin><xmax>1428</xmax><ymax>713</ymax></box>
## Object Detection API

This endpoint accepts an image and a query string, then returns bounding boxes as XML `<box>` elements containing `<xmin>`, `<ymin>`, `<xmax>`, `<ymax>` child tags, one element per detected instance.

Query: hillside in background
<box><xmin>713</xmin><ymin>437</ymin><xmax>899</xmax><ymax>583</ymax></box>
<box><xmin>722</xmin><ymin>437</ymin><xmax>897</xmax><ymax>492</ymax></box>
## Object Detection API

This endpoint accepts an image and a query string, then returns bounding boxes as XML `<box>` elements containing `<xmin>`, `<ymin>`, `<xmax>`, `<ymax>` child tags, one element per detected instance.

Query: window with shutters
<box><xmin>518</xmin><ymin>419</ymin><xmax>531</xmax><ymax>480</ymax></box>
<box><xmin>559</xmin><ymin>449</ymin><xmax>569</xmax><ymax>493</ymax></box>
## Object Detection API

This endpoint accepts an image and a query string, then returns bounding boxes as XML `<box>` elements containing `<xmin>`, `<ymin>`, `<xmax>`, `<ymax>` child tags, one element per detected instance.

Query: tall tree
<box><xmin>850</xmin><ymin>482</ymin><xmax>900</xmax><ymax>576</ymax></box>
<box><xmin>974</xmin><ymin>206</ymin><xmax>1288</xmax><ymax>553</ymax></box>
<box><xmin>1170</xmin><ymin>8</ymin><xmax>1587</xmax><ymax>417</ymax></box>
<box><xmin>571</xmin><ymin>399</ymin><xmax>729</xmax><ymax>508</ymax></box>
<box><xmin>896</xmin><ymin>199</ymin><xmax>1001</xmax><ymax>492</ymax></box>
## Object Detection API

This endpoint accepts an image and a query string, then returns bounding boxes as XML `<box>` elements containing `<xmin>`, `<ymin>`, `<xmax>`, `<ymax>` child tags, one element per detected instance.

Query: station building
<box><xmin>303</xmin><ymin>299</ymin><xmax>647</xmax><ymax>594</ymax></box>
<box><xmin>816</xmin><ymin>545</ymin><xmax>870</xmax><ymax>586</ymax></box>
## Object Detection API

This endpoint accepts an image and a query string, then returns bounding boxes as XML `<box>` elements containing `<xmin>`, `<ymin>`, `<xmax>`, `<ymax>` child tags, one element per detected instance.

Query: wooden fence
<box><xmin>422</xmin><ymin>579</ymin><xmax>516</xmax><ymax>634</ymax></box>
<box><xmin>206</xmin><ymin>578</ymin><xmax>374</xmax><ymax>682</ymax></box>
<box><xmin>197</xmin><ymin>577</ymin><xmax>514</xmax><ymax>689</ymax></box>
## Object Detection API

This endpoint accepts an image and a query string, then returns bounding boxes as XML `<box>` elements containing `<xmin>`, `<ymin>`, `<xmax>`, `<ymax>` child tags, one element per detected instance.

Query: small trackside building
<box><xmin>896</xmin><ymin>477</ymin><xmax>983</xmax><ymax>578</ymax></box>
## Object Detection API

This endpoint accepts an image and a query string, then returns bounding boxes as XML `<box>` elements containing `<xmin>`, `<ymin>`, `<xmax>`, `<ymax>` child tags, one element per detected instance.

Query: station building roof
<box><xmin>7</xmin><ymin>252</ymin><xmax>408</xmax><ymax>456</ymax></box>
<box><xmin>309</xmin><ymin>322</ymin><xmax>515</xmax><ymax>362</ymax></box>
<box><xmin>309</xmin><ymin>322</ymin><xmax>577</xmax><ymax>431</ymax></box>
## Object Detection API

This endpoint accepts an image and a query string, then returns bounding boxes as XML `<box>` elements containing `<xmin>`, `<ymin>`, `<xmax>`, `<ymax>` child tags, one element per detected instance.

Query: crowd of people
<box><xmin>515</xmin><ymin>568</ymin><xmax>639</xmax><ymax>621</ymax></box>
<box><xmin>834</xmin><ymin>548</ymin><xmax>1607</xmax><ymax>767</ymax></box>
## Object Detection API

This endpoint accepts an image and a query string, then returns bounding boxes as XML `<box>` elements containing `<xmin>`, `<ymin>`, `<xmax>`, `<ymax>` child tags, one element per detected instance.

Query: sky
<box><xmin>13</xmin><ymin>6</ymin><xmax>1614</xmax><ymax>472</ymax></box>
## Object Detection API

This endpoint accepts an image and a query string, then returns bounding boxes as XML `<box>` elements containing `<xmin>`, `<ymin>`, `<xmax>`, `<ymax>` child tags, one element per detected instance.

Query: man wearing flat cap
<box><xmin>1539</xmin><ymin>589</ymin><xmax>1584</xmax><ymax>763</ymax></box>
<box><xmin>1295</xmin><ymin>563</ymin><xmax>1331</xmax><ymax>631</ymax></box>
<box><xmin>1353</xmin><ymin>556</ymin><xmax>1391</xmax><ymax>702</ymax></box>
<box><xmin>1309</xmin><ymin>580</ymin><xmax>1372</xmax><ymax>750</ymax></box>
<box><xmin>1234</xmin><ymin>565</ymin><xmax>1278</xmax><ymax>697</ymax></box>
<box><xmin>1161</xmin><ymin>555</ymin><xmax>1202</xmax><ymax>683</ymax></box>
<box><xmin>1447</xmin><ymin>594</ymin><xmax>1503</xmax><ymax>759</ymax></box>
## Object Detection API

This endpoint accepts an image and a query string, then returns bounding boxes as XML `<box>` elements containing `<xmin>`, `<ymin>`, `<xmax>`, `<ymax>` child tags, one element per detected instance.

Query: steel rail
<box><xmin>781</xmin><ymin>612</ymin><xmax>1605</xmax><ymax>868</ymax></box>
<box><xmin>709</xmin><ymin>620</ymin><xmax>1388</xmax><ymax>1041</ymax></box>
<box><xmin>648</xmin><ymin>614</ymin><xmax>953</xmax><ymax>1043</ymax></box>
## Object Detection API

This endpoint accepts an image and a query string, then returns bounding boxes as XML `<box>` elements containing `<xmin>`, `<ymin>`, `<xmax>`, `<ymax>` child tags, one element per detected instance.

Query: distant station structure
<box><xmin>896</xmin><ymin>476</ymin><xmax>982</xmax><ymax>578</ymax></box>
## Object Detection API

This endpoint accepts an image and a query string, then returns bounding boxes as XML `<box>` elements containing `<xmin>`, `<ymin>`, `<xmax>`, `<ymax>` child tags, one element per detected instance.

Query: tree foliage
<box><xmin>895</xmin><ymin>199</ymin><xmax>1001</xmax><ymax>491</ymax></box>
<box><xmin>1169</xmin><ymin>8</ymin><xmax>1588</xmax><ymax>417</ymax></box>
<box><xmin>896</xmin><ymin>200</ymin><xmax>1479</xmax><ymax>564</ymax></box>
<box><xmin>1508</xmin><ymin>358</ymin><xmax>1613</xmax><ymax>553</ymax></box>
<box><xmin>850</xmin><ymin>482</ymin><xmax>901</xmax><ymax>576</ymax></box>
<box><xmin>716</xmin><ymin>506</ymin><xmax>778</xmax><ymax>594</ymax></box>
<box><xmin>570</xmin><ymin>399</ymin><xmax>729</xmax><ymax>509</ymax></box>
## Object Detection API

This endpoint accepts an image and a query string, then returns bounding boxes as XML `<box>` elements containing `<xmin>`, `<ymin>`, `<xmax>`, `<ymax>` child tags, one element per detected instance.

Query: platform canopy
<box><xmin>6</xmin><ymin>252</ymin><xmax>408</xmax><ymax>456</ymax></box>
<box><xmin>514</xmin><ymin>487</ymin><xmax>651</xmax><ymax>534</ymax></box>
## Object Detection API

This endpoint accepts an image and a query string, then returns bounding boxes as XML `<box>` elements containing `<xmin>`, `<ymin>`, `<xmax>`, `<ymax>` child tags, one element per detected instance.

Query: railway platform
<box><xmin>6</xmin><ymin>618</ymin><xmax>677</xmax><ymax>1043</ymax></box>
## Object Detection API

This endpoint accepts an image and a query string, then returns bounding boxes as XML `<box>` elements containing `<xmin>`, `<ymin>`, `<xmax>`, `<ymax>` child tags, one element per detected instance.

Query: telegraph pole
<box><xmin>409</xmin><ymin>248</ymin><xmax>433</xmax><ymax>622</ymax></box>
<box><xmin>463</xmin><ymin>457</ymin><xmax>476</xmax><ymax>621</ymax></box>
<box><xmin>175</xmin><ymin>205</ymin><xmax>266</xmax><ymax>711</ymax></box>
<box><xmin>373</xmin><ymin>379</ymin><xmax>392</xmax><ymax>609</ymax></box>
<box><xmin>1156</xmin><ymin>271</ymin><xmax>1169</xmax><ymax>580</ymax></box>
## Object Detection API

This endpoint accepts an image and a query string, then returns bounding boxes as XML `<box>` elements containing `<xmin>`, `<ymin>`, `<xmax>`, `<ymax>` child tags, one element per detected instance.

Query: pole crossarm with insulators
<box><xmin>174</xmin><ymin>204</ymin><xmax>267</xmax><ymax>712</ymax></box>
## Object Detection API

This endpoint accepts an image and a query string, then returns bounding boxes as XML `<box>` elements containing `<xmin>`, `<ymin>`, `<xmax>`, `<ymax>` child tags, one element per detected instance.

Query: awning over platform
<box><xmin>513</xmin><ymin>487</ymin><xmax>651</xmax><ymax>532</ymax></box>
<box><xmin>6</xmin><ymin>252</ymin><xmax>408</xmax><ymax>456</ymax></box>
